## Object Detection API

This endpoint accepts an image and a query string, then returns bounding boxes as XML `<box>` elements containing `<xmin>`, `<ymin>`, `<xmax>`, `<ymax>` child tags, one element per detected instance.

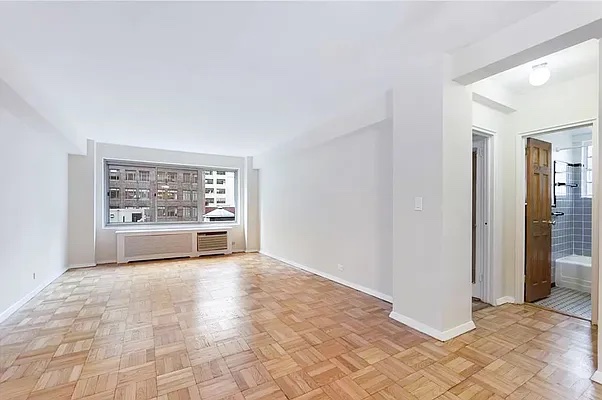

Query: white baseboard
<box><xmin>96</xmin><ymin>259</ymin><xmax>117</xmax><ymax>265</ymax></box>
<box><xmin>0</xmin><ymin>268</ymin><xmax>66</xmax><ymax>324</ymax></box>
<box><xmin>68</xmin><ymin>263</ymin><xmax>96</xmax><ymax>269</ymax></box>
<box><xmin>591</xmin><ymin>370</ymin><xmax>602</xmax><ymax>384</ymax></box>
<box><xmin>245</xmin><ymin>249</ymin><xmax>259</xmax><ymax>253</ymax></box>
<box><xmin>389</xmin><ymin>311</ymin><xmax>476</xmax><ymax>341</ymax></box>
<box><xmin>495</xmin><ymin>296</ymin><xmax>516</xmax><ymax>306</ymax></box>
<box><xmin>260</xmin><ymin>251</ymin><xmax>393</xmax><ymax>303</ymax></box>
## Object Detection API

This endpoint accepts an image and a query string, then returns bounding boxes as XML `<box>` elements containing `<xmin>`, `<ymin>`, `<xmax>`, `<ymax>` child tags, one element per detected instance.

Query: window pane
<box><xmin>108</xmin><ymin>163</ymin><xmax>154</xmax><ymax>224</ymax></box>
<box><xmin>202</xmin><ymin>169</ymin><xmax>236</xmax><ymax>222</ymax></box>
<box><xmin>155</xmin><ymin>167</ymin><xmax>199</xmax><ymax>222</ymax></box>
<box><xmin>587</xmin><ymin>182</ymin><xmax>593</xmax><ymax>196</ymax></box>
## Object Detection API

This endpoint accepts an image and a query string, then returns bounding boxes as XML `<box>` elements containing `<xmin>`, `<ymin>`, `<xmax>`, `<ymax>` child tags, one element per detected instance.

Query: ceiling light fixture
<box><xmin>529</xmin><ymin>63</ymin><xmax>550</xmax><ymax>86</ymax></box>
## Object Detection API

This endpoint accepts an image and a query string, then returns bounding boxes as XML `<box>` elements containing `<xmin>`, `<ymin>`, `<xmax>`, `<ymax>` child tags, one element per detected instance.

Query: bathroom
<box><xmin>532</xmin><ymin>126</ymin><xmax>593</xmax><ymax>319</ymax></box>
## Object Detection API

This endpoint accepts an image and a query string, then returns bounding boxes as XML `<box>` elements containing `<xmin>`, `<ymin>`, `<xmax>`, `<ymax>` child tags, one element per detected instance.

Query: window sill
<box><xmin>103</xmin><ymin>222</ymin><xmax>240</xmax><ymax>232</ymax></box>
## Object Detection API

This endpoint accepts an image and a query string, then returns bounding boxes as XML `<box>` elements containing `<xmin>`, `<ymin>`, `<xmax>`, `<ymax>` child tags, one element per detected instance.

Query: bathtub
<box><xmin>555</xmin><ymin>254</ymin><xmax>592</xmax><ymax>293</ymax></box>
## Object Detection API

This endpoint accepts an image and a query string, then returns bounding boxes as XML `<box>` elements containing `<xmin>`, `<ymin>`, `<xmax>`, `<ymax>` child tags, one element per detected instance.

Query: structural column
<box><xmin>390</xmin><ymin>54</ymin><xmax>474</xmax><ymax>340</ymax></box>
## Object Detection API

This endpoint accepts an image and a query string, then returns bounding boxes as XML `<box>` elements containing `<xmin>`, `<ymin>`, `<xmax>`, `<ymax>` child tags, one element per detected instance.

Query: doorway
<box><xmin>522</xmin><ymin>126</ymin><xmax>594</xmax><ymax>320</ymax></box>
<box><xmin>472</xmin><ymin>132</ymin><xmax>491</xmax><ymax>312</ymax></box>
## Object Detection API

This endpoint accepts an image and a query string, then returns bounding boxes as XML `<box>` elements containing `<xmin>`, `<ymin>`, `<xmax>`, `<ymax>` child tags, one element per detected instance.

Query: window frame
<box><xmin>582</xmin><ymin>141</ymin><xmax>593</xmax><ymax>198</ymax></box>
<box><xmin>104</xmin><ymin>159</ymin><xmax>239</xmax><ymax>228</ymax></box>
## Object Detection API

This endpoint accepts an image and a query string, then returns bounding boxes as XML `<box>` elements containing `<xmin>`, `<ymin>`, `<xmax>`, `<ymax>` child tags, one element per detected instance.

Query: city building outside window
<box><xmin>106</xmin><ymin>162</ymin><xmax>237</xmax><ymax>225</ymax></box>
<box><xmin>167</xmin><ymin>190</ymin><xmax>178</xmax><ymax>200</ymax></box>
<box><xmin>125</xmin><ymin>189</ymin><xmax>137</xmax><ymax>199</ymax></box>
<box><xmin>139</xmin><ymin>189</ymin><xmax>150</xmax><ymax>199</ymax></box>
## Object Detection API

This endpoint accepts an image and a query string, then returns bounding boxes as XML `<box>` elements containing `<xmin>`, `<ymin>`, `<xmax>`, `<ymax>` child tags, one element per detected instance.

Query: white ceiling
<box><xmin>0</xmin><ymin>2</ymin><xmax>552</xmax><ymax>156</ymax></box>
<box><xmin>486</xmin><ymin>39</ymin><xmax>599</xmax><ymax>94</ymax></box>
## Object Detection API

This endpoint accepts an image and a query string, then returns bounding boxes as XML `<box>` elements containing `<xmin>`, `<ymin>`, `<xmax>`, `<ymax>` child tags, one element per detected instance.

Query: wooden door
<box><xmin>525</xmin><ymin>138</ymin><xmax>552</xmax><ymax>302</ymax></box>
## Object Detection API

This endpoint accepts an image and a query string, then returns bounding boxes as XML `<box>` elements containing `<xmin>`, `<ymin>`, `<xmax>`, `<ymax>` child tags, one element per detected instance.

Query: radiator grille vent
<box><xmin>124</xmin><ymin>233</ymin><xmax>192</xmax><ymax>258</ymax></box>
<box><xmin>198</xmin><ymin>231</ymin><xmax>228</xmax><ymax>252</ymax></box>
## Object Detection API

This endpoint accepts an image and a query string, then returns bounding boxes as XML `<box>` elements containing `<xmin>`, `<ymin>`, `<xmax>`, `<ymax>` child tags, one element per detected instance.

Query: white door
<box><xmin>472</xmin><ymin>139</ymin><xmax>486</xmax><ymax>300</ymax></box>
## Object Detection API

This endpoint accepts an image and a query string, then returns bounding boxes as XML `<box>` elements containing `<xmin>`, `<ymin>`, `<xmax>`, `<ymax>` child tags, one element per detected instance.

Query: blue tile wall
<box><xmin>551</xmin><ymin>165</ymin><xmax>592</xmax><ymax>275</ymax></box>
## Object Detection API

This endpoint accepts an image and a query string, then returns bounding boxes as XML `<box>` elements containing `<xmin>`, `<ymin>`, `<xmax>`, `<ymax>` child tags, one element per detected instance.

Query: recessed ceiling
<box><xmin>0</xmin><ymin>2</ymin><xmax>552</xmax><ymax>156</ymax></box>
<box><xmin>486</xmin><ymin>39</ymin><xmax>598</xmax><ymax>94</ymax></box>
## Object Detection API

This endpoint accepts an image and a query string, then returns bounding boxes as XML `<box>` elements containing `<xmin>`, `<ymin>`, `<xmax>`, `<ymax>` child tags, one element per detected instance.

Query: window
<box><xmin>110</xmin><ymin>169</ymin><xmax>120</xmax><ymax>181</ymax></box>
<box><xmin>106</xmin><ymin>162</ymin><xmax>236</xmax><ymax>225</ymax></box>
<box><xmin>583</xmin><ymin>142</ymin><xmax>593</xmax><ymax>197</ymax></box>
<box><xmin>125</xmin><ymin>189</ymin><xmax>137</xmax><ymax>200</ymax></box>
<box><xmin>205</xmin><ymin>178</ymin><xmax>213</xmax><ymax>185</ymax></box>
<box><xmin>138</xmin><ymin>189</ymin><xmax>150</xmax><ymax>199</ymax></box>
<box><xmin>216</xmin><ymin>179</ymin><xmax>225</xmax><ymax>185</ymax></box>
<box><xmin>217</xmin><ymin>188</ymin><xmax>225</xmax><ymax>194</ymax></box>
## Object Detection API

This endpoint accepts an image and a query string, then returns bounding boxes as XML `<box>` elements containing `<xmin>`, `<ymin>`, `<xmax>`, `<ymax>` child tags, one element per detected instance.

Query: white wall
<box><xmin>68</xmin><ymin>139</ymin><xmax>96</xmax><ymax>267</ymax></box>
<box><xmin>93</xmin><ymin>143</ymin><xmax>247</xmax><ymax>263</ymax></box>
<box><xmin>260</xmin><ymin>120</ymin><xmax>393</xmax><ymax>299</ymax></box>
<box><xmin>0</xmin><ymin>107</ymin><xmax>69</xmax><ymax>317</ymax></box>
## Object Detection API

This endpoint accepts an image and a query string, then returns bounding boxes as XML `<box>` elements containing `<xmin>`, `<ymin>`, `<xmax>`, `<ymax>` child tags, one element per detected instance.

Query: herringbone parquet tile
<box><xmin>0</xmin><ymin>253</ymin><xmax>599</xmax><ymax>399</ymax></box>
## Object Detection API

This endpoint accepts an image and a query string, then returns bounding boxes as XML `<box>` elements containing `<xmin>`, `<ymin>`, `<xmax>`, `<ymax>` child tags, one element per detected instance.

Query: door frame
<box><xmin>473</xmin><ymin>129</ymin><xmax>494</xmax><ymax>305</ymax></box>
<box><xmin>514</xmin><ymin>119</ymin><xmax>599</xmax><ymax>323</ymax></box>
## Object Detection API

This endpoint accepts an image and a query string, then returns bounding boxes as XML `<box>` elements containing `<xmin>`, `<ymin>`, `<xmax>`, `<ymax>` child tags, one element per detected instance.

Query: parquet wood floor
<box><xmin>0</xmin><ymin>253</ymin><xmax>600</xmax><ymax>400</ymax></box>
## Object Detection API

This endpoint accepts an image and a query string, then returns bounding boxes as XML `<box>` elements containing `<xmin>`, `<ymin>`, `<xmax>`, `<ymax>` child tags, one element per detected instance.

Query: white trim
<box><xmin>0</xmin><ymin>269</ymin><xmax>65</xmax><ymax>324</ymax></box>
<box><xmin>495</xmin><ymin>296</ymin><xmax>515</xmax><ymax>306</ymax></box>
<box><xmin>259</xmin><ymin>251</ymin><xmax>393</xmax><ymax>303</ymax></box>
<box><xmin>515</xmin><ymin>121</ymin><xmax>598</xmax><ymax>318</ymax></box>
<box><xmin>591</xmin><ymin>370</ymin><xmax>602</xmax><ymax>385</ymax></box>
<box><xmin>389</xmin><ymin>311</ymin><xmax>476</xmax><ymax>342</ymax></box>
<box><xmin>245</xmin><ymin>249</ymin><xmax>259</xmax><ymax>253</ymax></box>
<box><xmin>68</xmin><ymin>263</ymin><xmax>96</xmax><ymax>269</ymax></box>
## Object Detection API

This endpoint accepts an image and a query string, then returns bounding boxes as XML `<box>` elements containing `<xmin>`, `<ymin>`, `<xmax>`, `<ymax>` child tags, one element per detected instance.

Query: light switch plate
<box><xmin>414</xmin><ymin>197</ymin><xmax>423</xmax><ymax>211</ymax></box>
